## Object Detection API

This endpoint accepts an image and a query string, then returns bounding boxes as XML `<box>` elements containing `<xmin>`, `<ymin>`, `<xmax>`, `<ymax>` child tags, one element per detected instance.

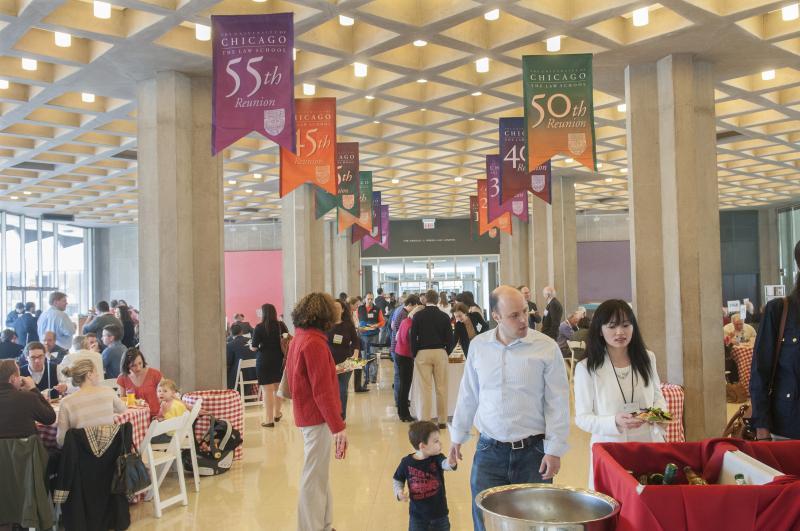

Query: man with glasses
<box><xmin>19</xmin><ymin>342</ymin><xmax>66</xmax><ymax>399</ymax></box>
<box><xmin>449</xmin><ymin>285</ymin><xmax>570</xmax><ymax>531</ymax></box>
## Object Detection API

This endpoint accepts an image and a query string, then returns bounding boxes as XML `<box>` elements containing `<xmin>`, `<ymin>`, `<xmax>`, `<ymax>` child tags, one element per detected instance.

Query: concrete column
<box><xmin>281</xmin><ymin>185</ymin><xmax>325</xmax><ymax>326</ymax></box>
<box><xmin>659</xmin><ymin>54</ymin><xmax>725</xmax><ymax>440</ymax></box>
<box><xmin>625</xmin><ymin>62</ymin><xmax>668</xmax><ymax>378</ymax></box>
<box><xmin>137</xmin><ymin>72</ymin><xmax>225</xmax><ymax>390</ymax></box>
<box><xmin>758</xmin><ymin>208</ymin><xmax>779</xmax><ymax>292</ymax></box>
<box><xmin>531</xmin><ymin>199</ymin><xmax>553</xmax><ymax>312</ymax></box>
<box><xmin>499</xmin><ymin>216</ymin><xmax>531</xmax><ymax>288</ymax></box>
<box><xmin>332</xmin><ymin>224</ymin><xmax>361</xmax><ymax>298</ymax></box>
<box><xmin>551</xmin><ymin>177</ymin><xmax>578</xmax><ymax>313</ymax></box>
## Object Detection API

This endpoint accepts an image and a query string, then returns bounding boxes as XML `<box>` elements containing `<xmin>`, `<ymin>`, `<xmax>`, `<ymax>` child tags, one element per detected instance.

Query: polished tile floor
<box><xmin>129</xmin><ymin>361</ymin><xmax>737</xmax><ymax>530</ymax></box>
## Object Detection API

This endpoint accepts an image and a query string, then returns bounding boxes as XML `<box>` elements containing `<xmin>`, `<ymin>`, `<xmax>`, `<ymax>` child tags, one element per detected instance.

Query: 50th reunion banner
<box><xmin>211</xmin><ymin>13</ymin><xmax>596</xmax><ymax>249</ymax></box>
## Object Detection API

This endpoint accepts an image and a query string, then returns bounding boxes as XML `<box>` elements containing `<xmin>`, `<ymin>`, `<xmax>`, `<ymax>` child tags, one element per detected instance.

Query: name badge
<box><xmin>544</xmin><ymin>310</ymin><xmax>549</xmax><ymax>317</ymax></box>
<box><xmin>333</xmin><ymin>334</ymin><xmax>343</xmax><ymax>345</ymax></box>
<box><xmin>622</xmin><ymin>403</ymin><xmax>639</xmax><ymax>415</ymax></box>
<box><xmin>476</xmin><ymin>323</ymin><xmax>483</xmax><ymax>332</ymax></box>
<box><xmin>368</xmin><ymin>313</ymin><xmax>374</xmax><ymax>318</ymax></box>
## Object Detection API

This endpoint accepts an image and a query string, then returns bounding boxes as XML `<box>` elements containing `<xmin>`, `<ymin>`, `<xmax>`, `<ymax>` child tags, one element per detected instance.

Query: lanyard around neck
<box><xmin>608</xmin><ymin>351</ymin><xmax>635</xmax><ymax>404</ymax></box>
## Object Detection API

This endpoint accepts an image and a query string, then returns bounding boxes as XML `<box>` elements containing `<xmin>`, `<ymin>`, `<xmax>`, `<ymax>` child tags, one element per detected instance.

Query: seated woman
<box><xmin>116</xmin><ymin>348</ymin><xmax>162</xmax><ymax>417</ymax></box>
<box><xmin>56</xmin><ymin>359</ymin><xmax>127</xmax><ymax>447</ymax></box>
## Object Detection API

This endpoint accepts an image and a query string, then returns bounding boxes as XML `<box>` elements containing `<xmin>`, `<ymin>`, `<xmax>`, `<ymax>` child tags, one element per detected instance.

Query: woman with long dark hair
<box><xmin>573</xmin><ymin>299</ymin><xmax>667</xmax><ymax>487</ymax></box>
<box><xmin>751</xmin><ymin>240</ymin><xmax>800</xmax><ymax>440</ymax></box>
<box><xmin>250</xmin><ymin>303</ymin><xmax>288</xmax><ymax>427</ymax></box>
<box><xmin>115</xmin><ymin>305</ymin><xmax>137</xmax><ymax>348</ymax></box>
<box><xmin>327</xmin><ymin>300</ymin><xmax>359</xmax><ymax>420</ymax></box>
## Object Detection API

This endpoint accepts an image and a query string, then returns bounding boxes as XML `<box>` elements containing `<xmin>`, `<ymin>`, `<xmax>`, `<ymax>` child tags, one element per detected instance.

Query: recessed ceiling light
<box><xmin>54</xmin><ymin>31</ymin><xmax>72</xmax><ymax>47</ymax></box>
<box><xmin>21</xmin><ymin>58</ymin><xmax>37</xmax><ymax>71</ymax></box>
<box><xmin>373</xmin><ymin>120</ymin><xmax>380</xmax><ymax>124</ymax></box>
<box><xmin>617</xmin><ymin>103</ymin><xmax>626</xmax><ymax>112</ymax></box>
<box><xmin>782</xmin><ymin>3</ymin><xmax>799</xmax><ymax>21</ymax></box>
<box><xmin>420</xmin><ymin>108</ymin><xmax>426</xmax><ymax>112</ymax></box>
<box><xmin>0</xmin><ymin>80</ymin><xmax>8</xmax><ymax>90</ymax></box>
<box><xmin>365</xmin><ymin>95</ymin><xmax>375</xmax><ymax>100</ymax></box>
<box><xmin>471</xmin><ymin>91</ymin><xmax>482</xmax><ymax>96</ymax></box>
<box><xmin>605</xmin><ymin>177</ymin><xmax>613</xmax><ymax>183</ymax></box>
<box><xmin>413</xmin><ymin>39</ymin><xmax>427</xmax><ymax>47</ymax></box>
<box><xmin>81</xmin><ymin>92</ymin><xmax>95</xmax><ymax>103</ymax></box>
<box><xmin>253</xmin><ymin>0</ymin><xmax>266</xmax><ymax>2</ymax></box>
<box><xmin>484</xmin><ymin>8</ymin><xmax>500</xmax><ymax>21</ymax></box>
<box><xmin>23</xmin><ymin>191</ymin><xmax>31</xmax><ymax>195</ymax></box>
<box><xmin>620</xmin><ymin>168</ymin><xmax>628</xmax><ymax>174</ymax></box>
<box><xmin>339</xmin><ymin>14</ymin><xmax>354</xmax><ymax>26</ymax></box>
<box><xmin>391</xmin><ymin>178</ymin><xmax>399</xmax><ymax>184</ymax></box>
<box><xmin>546</xmin><ymin>36</ymin><xmax>561</xmax><ymax>52</ymax></box>
<box><xmin>468</xmin><ymin>117</ymin><xmax>475</xmax><ymax>121</ymax></box>
<box><xmin>565</xmin><ymin>157</ymin><xmax>574</xmax><ymax>163</ymax></box>
<box><xmin>228</xmin><ymin>179</ymin><xmax>236</xmax><ymax>185</ymax></box>
<box><xmin>761</xmin><ymin>69</ymin><xmax>775</xmax><ymax>81</ymax></box>
<box><xmin>454</xmin><ymin>176</ymin><xmax>463</xmax><ymax>183</ymax></box>
<box><xmin>245</xmin><ymin>189</ymin><xmax>253</xmax><ymax>193</ymax></box>
<box><xmin>93</xmin><ymin>1</ymin><xmax>111</xmax><ymax>19</ymax></box>
<box><xmin>195</xmin><ymin>23</ymin><xmax>211</xmax><ymax>41</ymax></box>
<box><xmin>9</xmin><ymin>195</ymin><xmax>18</xmax><ymax>200</ymax></box>
<box><xmin>417</xmin><ymin>78</ymin><xmax>427</xmax><ymax>83</ymax></box>
<box><xmin>475</xmin><ymin>57</ymin><xmax>490</xmax><ymax>73</ymax></box>
<box><xmin>254</xmin><ymin>173</ymin><xmax>262</xmax><ymax>179</ymax></box>
<box><xmin>353</xmin><ymin>62</ymin><xmax>368</xmax><ymax>77</ymax></box>
<box><xmin>302</xmin><ymin>83</ymin><xmax>316</xmax><ymax>96</ymax></box>
<box><xmin>632</xmin><ymin>7</ymin><xmax>649</xmax><ymax>27</ymax></box>
<box><xmin>597</xmin><ymin>163</ymin><xmax>604</xmax><ymax>169</ymax></box>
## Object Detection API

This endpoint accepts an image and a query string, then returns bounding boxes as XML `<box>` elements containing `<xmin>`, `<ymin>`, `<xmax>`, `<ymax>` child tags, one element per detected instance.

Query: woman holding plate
<box><xmin>574</xmin><ymin>299</ymin><xmax>668</xmax><ymax>488</ymax></box>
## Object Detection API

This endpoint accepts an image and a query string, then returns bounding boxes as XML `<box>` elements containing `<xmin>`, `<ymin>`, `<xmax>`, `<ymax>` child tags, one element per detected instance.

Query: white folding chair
<box><xmin>566</xmin><ymin>340</ymin><xmax>585</xmax><ymax>382</ymax></box>
<box><xmin>152</xmin><ymin>398</ymin><xmax>203</xmax><ymax>493</ymax></box>
<box><xmin>235</xmin><ymin>358</ymin><xmax>261</xmax><ymax>407</ymax></box>
<box><xmin>138</xmin><ymin>413</ymin><xmax>191</xmax><ymax>518</ymax></box>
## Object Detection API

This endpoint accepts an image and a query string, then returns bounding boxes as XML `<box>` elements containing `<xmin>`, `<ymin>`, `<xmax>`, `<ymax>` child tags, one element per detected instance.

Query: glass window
<box><xmin>4</xmin><ymin>214</ymin><xmax>22</xmax><ymax>319</ymax></box>
<box><xmin>57</xmin><ymin>224</ymin><xmax>87</xmax><ymax>317</ymax></box>
<box><xmin>40</xmin><ymin>222</ymin><xmax>55</xmax><ymax>312</ymax></box>
<box><xmin>24</xmin><ymin>217</ymin><xmax>39</xmax><ymax>295</ymax></box>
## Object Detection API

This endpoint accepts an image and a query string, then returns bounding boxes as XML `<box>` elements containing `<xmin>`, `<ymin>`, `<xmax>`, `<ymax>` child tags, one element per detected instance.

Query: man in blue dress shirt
<box><xmin>449</xmin><ymin>285</ymin><xmax>570</xmax><ymax>531</ymax></box>
<box><xmin>37</xmin><ymin>292</ymin><xmax>76</xmax><ymax>350</ymax></box>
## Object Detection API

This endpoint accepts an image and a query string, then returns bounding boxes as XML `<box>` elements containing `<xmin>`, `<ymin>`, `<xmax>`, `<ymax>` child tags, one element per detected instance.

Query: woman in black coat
<box><xmin>750</xmin><ymin>240</ymin><xmax>800</xmax><ymax>441</ymax></box>
<box><xmin>250</xmin><ymin>303</ymin><xmax>288</xmax><ymax>428</ymax></box>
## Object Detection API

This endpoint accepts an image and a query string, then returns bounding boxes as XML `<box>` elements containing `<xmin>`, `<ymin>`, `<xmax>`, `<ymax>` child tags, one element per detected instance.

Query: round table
<box><xmin>36</xmin><ymin>404</ymin><xmax>151</xmax><ymax>450</ymax></box>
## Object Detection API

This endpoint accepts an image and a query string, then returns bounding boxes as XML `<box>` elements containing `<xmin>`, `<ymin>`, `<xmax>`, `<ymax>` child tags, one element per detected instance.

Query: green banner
<box><xmin>338</xmin><ymin>170</ymin><xmax>372</xmax><ymax>233</ymax></box>
<box><xmin>314</xmin><ymin>142</ymin><xmax>359</xmax><ymax>219</ymax></box>
<box><xmin>523</xmin><ymin>54</ymin><xmax>596</xmax><ymax>172</ymax></box>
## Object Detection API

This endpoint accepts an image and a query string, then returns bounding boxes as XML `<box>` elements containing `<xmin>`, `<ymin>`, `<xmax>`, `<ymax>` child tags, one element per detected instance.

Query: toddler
<box><xmin>156</xmin><ymin>378</ymin><xmax>187</xmax><ymax>421</ymax></box>
<box><xmin>393</xmin><ymin>421</ymin><xmax>457</xmax><ymax>531</ymax></box>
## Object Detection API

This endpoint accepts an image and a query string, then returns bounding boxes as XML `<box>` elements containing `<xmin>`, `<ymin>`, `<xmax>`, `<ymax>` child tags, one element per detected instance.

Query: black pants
<box><xmin>396</xmin><ymin>355</ymin><xmax>414</xmax><ymax>419</ymax></box>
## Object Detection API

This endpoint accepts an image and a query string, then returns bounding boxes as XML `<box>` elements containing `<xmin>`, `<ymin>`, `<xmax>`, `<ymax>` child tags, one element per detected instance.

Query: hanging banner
<box><xmin>362</xmin><ymin>205</ymin><xmax>390</xmax><ymax>251</ymax></box>
<box><xmin>212</xmin><ymin>13</ymin><xmax>295</xmax><ymax>156</ymax></box>
<box><xmin>338</xmin><ymin>171</ymin><xmax>372</xmax><ymax>233</ymax></box>
<box><xmin>523</xmin><ymin>54</ymin><xmax>596</xmax><ymax>171</ymax></box>
<box><xmin>314</xmin><ymin>142</ymin><xmax>360</xmax><ymax>219</ymax></box>
<box><xmin>469</xmin><ymin>195</ymin><xmax>479</xmax><ymax>241</ymax></box>
<box><xmin>487</xmin><ymin>154</ymin><xmax>528</xmax><ymax>223</ymax></box>
<box><xmin>498</xmin><ymin>117</ymin><xmax>551</xmax><ymax>204</ymax></box>
<box><xmin>352</xmin><ymin>191</ymin><xmax>381</xmax><ymax>243</ymax></box>
<box><xmin>477</xmin><ymin>180</ymin><xmax>512</xmax><ymax>236</ymax></box>
<box><xmin>279</xmin><ymin>97</ymin><xmax>336</xmax><ymax>197</ymax></box>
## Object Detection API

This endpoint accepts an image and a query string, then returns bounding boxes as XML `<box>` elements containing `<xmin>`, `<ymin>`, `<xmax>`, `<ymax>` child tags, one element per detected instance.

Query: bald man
<box><xmin>540</xmin><ymin>286</ymin><xmax>563</xmax><ymax>340</ymax></box>
<box><xmin>450</xmin><ymin>285</ymin><xmax>570</xmax><ymax>531</ymax></box>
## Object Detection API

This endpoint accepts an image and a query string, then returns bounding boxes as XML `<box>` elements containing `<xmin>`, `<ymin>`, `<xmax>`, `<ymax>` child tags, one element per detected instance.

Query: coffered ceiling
<box><xmin>0</xmin><ymin>0</ymin><xmax>798</xmax><ymax>224</ymax></box>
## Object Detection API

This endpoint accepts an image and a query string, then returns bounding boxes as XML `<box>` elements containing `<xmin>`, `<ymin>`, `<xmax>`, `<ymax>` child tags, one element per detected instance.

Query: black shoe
<box><xmin>400</xmin><ymin>415</ymin><xmax>417</xmax><ymax>422</ymax></box>
<box><xmin>261</xmin><ymin>422</ymin><xmax>275</xmax><ymax>428</ymax></box>
<box><xmin>354</xmin><ymin>387</ymin><xmax>370</xmax><ymax>393</ymax></box>
<box><xmin>437</xmin><ymin>423</ymin><xmax>447</xmax><ymax>430</ymax></box>
<box><xmin>274</xmin><ymin>414</ymin><xmax>283</xmax><ymax>422</ymax></box>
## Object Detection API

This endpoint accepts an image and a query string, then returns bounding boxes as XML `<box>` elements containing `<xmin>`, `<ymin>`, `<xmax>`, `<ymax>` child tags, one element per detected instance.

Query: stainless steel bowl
<box><xmin>476</xmin><ymin>484</ymin><xmax>620</xmax><ymax>531</ymax></box>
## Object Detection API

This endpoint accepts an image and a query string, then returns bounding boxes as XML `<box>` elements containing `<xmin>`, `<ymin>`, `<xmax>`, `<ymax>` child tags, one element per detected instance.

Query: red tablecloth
<box><xmin>660</xmin><ymin>383</ymin><xmax>685</xmax><ymax>443</ymax></box>
<box><xmin>37</xmin><ymin>406</ymin><xmax>151</xmax><ymax>451</ymax></box>
<box><xmin>731</xmin><ymin>344</ymin><xmax>754</xmax><ymax>393</ymax></box>
<box><xmin>182</xmin><ymin>389</ymin><xmax>243</xmax><ymax>460</ymax></box>
<box><xmin>593</xmin><ymin>438</ymin><xmax>800</xmax><ymax>531</ymax></box>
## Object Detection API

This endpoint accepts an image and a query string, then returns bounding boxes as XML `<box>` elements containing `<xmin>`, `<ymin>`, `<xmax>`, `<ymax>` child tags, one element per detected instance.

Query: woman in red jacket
<box><xmin>285</xmin><ymin>292</ymin><xmax>348</xmax><ymax>531</ymax></box>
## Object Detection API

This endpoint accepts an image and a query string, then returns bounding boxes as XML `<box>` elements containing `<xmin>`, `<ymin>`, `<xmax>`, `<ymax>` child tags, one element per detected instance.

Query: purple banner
<box><xmin>362</xmin><ymin>205</ymin><xmax>390</xmax><ymax>251</ymax></box>
<box><xmin>352</xmin><ymin>191</ymin><xmax>382</xmax><ymax>243</ymax></box>
<box><xmin>499</xmin><ymin>117</ymin><xmax>552</xmax><ymax>204</ymax></box>
<box><xmin>487</xmin><ymin>155</ymin><xmax>528</xmax><ymax>223</ymax></box>
<box><xmin>212</xmin><ymin>13</ymin><xmax>295</xmax><ymax>155</ymax></box>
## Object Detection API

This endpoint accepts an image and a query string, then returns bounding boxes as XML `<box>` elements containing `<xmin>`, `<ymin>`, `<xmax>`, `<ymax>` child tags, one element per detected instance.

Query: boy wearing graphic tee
<box><xmin>393</xmin><ymin>421</ymin><xmax>457</xmax><ymax>531</ymax></box>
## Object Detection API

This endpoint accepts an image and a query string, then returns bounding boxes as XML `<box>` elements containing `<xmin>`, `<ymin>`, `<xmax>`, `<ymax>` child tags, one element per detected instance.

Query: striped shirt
<box><xmin>450</xmin><ymin>327</ymin><xmax>571</xmax><ymax>457</ymax></box>
<box><xmin>56</xmin><ymin>386</ymin><xmax>127</xmax><ymax>447</ymax></box>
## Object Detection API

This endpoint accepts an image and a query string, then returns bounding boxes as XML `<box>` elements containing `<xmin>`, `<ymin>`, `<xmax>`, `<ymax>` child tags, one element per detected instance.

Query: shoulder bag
<box><xmin>111</xmin><ymin>423</ymin><xmax>150</xmax><ymax>495</ymax></box>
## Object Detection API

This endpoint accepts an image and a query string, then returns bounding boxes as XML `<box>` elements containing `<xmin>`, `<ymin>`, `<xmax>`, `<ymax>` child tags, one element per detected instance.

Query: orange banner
<box><xmin>477</xmin><ymin>180</ymin><xmax>511</xmax><ymax>236</ymax></box>
<box><xmin>279</xmin><ymin>97</ymin><xmax>336</xmax><ymax>197</ymax></box>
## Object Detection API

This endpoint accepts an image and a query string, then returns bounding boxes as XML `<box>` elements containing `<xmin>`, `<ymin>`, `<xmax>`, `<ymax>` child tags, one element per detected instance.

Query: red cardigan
<box><xmin>286</xmin><ymin>327</ymin><xmax>345</xmax><ymax>434</ymax></box>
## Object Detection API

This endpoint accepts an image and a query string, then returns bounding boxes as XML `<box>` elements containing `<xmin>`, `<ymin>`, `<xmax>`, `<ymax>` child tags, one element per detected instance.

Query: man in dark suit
<box><xmin>5</xmin><ymin>302</ymin><xmax>23</xmax><ymax>328</ymax></box>
<box><xmin>0</xmin><ymin>329</ymin><xmax>23</xmax><ymax>360</ymax></box>
<box><xmin>227</xmin><ymin>324</ymin><xmax>257</xmax><ymax>389</ymax></box>
<box><xmin>519</xmin><ymin>286</ymin><xmax>542</xmax><ymax>329</ymax></box>
<box><xmin>19</xmin><ymin>342</ymin><xmax>66</xmax><ymax>399</ymax></box>
<box><xmin>14</xmin><ymin>302</ymin><xmax>38</xmax><ymax>346</ymax></box>
<box><xmin>410</xmin><ymin>289</ymin><xmax>455</xmax><ymax>428</ymax></box>
<box><xmin>541</xmin><ymin>286</ymin><xmax>563</xmax><ymax>341</ymax></box>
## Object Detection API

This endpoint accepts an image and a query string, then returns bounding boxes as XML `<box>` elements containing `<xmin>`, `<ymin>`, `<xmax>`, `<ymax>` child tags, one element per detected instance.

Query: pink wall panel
<box><xmin>224</xmin><ymin>250</ymin><xmax>283</xmax><ymax>325</ymax></box>
<box><xmin>577</xmin><ymin>241</ymin><xmax>632</xmax><ymax>304</ymax></box>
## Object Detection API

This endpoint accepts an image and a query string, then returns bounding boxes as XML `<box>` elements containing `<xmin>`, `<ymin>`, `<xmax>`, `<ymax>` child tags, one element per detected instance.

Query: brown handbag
<box><xmin>723</xmin><ymin>404</ymin><xmax>756</xmax><ymax>440</ymax></box>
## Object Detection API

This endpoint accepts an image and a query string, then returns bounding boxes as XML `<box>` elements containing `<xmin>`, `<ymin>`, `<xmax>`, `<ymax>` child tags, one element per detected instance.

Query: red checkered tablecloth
<box><xmin>731</xmin><ymin>344</ymin><xmax>754</xmax><ymax>394</ymax></box>
<box><xmin>37</xmin><ymin>406</ymin><xmax>151</xmax><ymax>451</ymax></box>
<box><xmin>660</xmin><ymin>383</ymin><xmax>685</xmax><ymax>443</ymax></box>
<box><xmin>182</xmin><ymin>389</ymin><xmax>243</xmax><ymax>460</ymax></box>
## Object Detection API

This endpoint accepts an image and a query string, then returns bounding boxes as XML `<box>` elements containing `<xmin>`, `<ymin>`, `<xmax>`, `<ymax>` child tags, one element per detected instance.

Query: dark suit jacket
<box><xmin>541</xmin><ymin>298</ymin><xmax>563</xmax><ymax>340</ymax></box>
<box><xmin>19</xmin><ymin>361</ymin><xmax>60</xmax><ymax>398</ymax></box>
<box><xmin>14</xmin><ymin>313</ymin><xmax>38</xmax><ymax>345</ymax></box>
<box><xmin>0</xmin><ymin>341</ymin><xmax>23</xmax><ymax>360</ymax></box>
<box><xmin>527</xmin><ymin>301</ymin><xmax>541</xmax><ymax>329</ymax></box>
<box><xmin>226</xmin><ymin>335</ymin><xmax>256</xmax><ymax>389</ymax></box>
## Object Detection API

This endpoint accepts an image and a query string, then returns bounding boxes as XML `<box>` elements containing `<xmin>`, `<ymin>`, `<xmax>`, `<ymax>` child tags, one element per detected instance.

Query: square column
<box><xmin>137</xmin><ymin>72</ymin><xmax>225</xmax><ymax>390</ymax></box>
<box><xmin>531</xmin><ymin>199</ymin><xmax>554</xmax><ymax>312</ymax></box>
<box><xmin>758</xmin><ymin>208</ymin><xmax>779</xmax><ymax>288</ymax></box>
<box><xmin>323</xmin><ymin>220</ymin><xmax>361</xmax><ymax>298</ymax></box>
<box><xmin>499</xmin><ymin>216</ymin><xmax>531</xmax><ymax>288</ymax></box>
<box><xmin>551</xmin><ymin>177</ymin><xmax>578</xmax><ymax>313</ymax></box>
<box><xmin>281</xmin><ymin>185</ymin><xmax>325</xmax><ymax>323</ymax></box>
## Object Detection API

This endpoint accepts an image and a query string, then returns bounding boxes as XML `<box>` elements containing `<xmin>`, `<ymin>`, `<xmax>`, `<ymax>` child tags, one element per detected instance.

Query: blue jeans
<box><xmin>391</xmin><ymin>351</ymin><xmax>401</xmax><ymax>405</ymax></box>
<box><xmin>360</xmin><ymin>335</ymin><xmax>379</xmax><ymax>383</ymax></box>
<box><xmin>410</xmin><ymin>515</ymin><xmax>450</xmax><ymax>531</ymax></box>
<box><xmin>337</xmin><ymin>371</ymin><xmax>352</xmax><ymax>420</ymax></box>
<box><xmin>470</xmin><ymin>435</ymin><xmax>550</xmax><ymax>531</ymax></box>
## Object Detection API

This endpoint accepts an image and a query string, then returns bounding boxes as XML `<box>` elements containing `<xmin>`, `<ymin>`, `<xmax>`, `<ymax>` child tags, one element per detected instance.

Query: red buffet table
<box><xmin>592</xmin><ymin>438</ymin><xmax>800</xmax><ymax>531</ymax></box>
